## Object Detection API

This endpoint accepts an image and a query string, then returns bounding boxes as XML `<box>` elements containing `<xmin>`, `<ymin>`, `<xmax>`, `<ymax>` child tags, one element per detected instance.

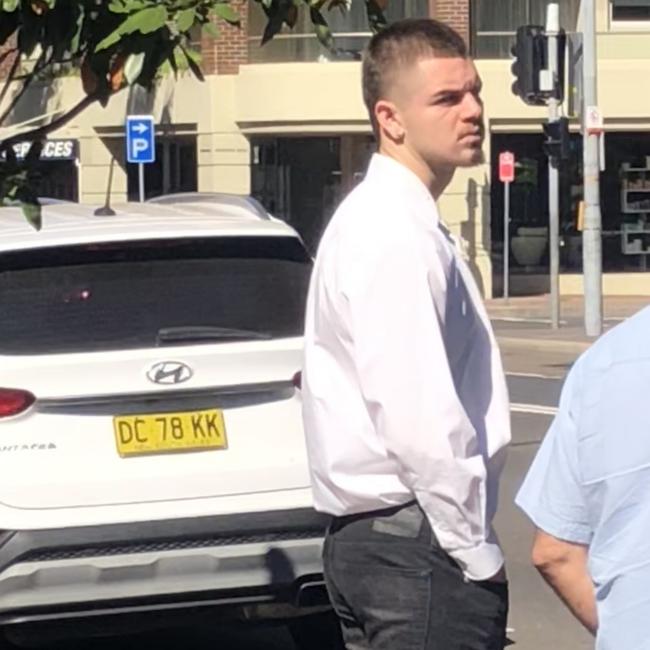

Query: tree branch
<box><xmin>0</xmin><ymin>92</ymin><xmax>102</xmax><ymax>151</ymax></box>
<box><xmin>0</xmin><ymin>50</ymin><xmax>48</xmax><ymax>127</ymax></box>
<box><xmin>13</xmin><ymin>52</ymin><xmax>83</xmax><ymax>81</ymax></box>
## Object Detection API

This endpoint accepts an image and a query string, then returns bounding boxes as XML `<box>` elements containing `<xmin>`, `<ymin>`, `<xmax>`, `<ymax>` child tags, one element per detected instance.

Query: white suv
<box><xmin>0</xmin><ymin>195</ymin><xmax>337</xmax><ymax>648</ymax></box>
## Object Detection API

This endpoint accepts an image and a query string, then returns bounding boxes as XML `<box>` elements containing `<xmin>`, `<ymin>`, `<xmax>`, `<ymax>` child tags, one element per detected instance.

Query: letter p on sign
<box><xmin>499</xmin><ymin>151</ymin><xmax>515</xmax><ymax>183</ymax></box>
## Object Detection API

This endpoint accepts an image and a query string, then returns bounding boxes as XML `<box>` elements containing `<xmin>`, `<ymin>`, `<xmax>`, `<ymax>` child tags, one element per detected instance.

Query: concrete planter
<box><xmin>511</xmin><ymin>227</ymin><xmax>548</xmax><ymax>267</ymax></box>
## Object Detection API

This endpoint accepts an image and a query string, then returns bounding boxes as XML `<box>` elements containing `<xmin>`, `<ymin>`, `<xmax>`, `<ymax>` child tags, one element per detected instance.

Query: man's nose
<box><xmin>463</xmin><ymin>93</ymin><xmax>483</xmax><ymax>121</ymax></box>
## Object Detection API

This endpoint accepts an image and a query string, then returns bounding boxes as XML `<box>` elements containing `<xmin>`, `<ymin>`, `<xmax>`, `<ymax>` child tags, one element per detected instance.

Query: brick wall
<box><xmin>201</xmin><ymin>0</ymin><xmax>249</xmax><ymax>75</ymax></box>
<box><xmin>0</xmin><ymin>37</ymin><xmax>17</xmax><ymax>81</ymax></box>
<box><xmin>432</xmin><ymin>0</ymin><xmax>470</xmax><ymax>45</ymax></box>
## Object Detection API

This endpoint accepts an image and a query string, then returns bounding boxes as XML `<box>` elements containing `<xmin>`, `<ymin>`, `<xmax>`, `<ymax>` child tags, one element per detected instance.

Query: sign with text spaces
<box><xmin>126</xmin><ymin>115</ymin><xmax>155</xmax><ymax>164</ymax></box>
<box><xmin>499</xmin><ymin>151</ymin><xmax>515</xmax><ymax>183</ymax></box>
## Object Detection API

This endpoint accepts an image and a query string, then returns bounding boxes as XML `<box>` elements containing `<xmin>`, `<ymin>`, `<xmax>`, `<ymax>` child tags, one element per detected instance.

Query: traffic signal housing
<box><xmin>511</xmin><ymin>25</ymin><xmax>547</xmax><ymax>106</ymax></box>
<box><xmin>511</xmin><ymin>26</ymin><xmax>567</xmax><ymax>105</ymax></box>
<box><xmin>543</xmin><ymin>117</ymin><xmax>571</xmax><ymax>163</ymax></box>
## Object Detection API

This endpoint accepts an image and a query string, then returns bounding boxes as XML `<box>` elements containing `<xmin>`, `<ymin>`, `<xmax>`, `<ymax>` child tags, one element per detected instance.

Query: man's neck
<box><xmin>378</xmin><ymin>145</ymin><xmax>454</xmax><ymax>201</ymax></box>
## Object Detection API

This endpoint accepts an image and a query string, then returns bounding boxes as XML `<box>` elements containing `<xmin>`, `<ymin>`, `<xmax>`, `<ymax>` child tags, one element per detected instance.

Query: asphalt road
<box><xmin>6</xmin><ymin>372</ymin><xmax>594</xmax><ymax>650</ymax></box>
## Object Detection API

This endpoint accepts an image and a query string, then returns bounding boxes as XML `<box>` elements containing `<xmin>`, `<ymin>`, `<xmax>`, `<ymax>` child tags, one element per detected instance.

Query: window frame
<box><xmin>470</xmin><ymin>0</ymin><xmax>580</xmax><ymax>59</ymax></box>
<box><xmin>247</xmin><ymin>0</ymin><xmax>430</xmax><ymax>63</ymax></box>
<box><xmin>609</xmin><ymin>0</ymin><xmax>650</xmax><ymax>31</ymax></box>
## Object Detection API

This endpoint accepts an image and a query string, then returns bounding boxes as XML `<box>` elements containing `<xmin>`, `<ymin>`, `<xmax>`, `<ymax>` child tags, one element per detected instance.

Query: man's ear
<box><xmin>375</xmin><ymin>100</ymin><xmax>405</xmax><ymax>143</ymax></box>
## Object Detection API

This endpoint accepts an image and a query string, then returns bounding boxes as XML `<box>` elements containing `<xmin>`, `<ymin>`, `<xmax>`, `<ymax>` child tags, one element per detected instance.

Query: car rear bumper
<box><xmin>0</xmin><ymin>508</ymin><xmax>330</xmax><ymax>624</ymax></box>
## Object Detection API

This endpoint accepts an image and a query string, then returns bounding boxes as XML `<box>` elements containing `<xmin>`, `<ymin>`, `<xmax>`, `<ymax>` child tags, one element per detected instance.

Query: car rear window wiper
<box><xmin>157</xmin><ymin>326</ymin><xmax>273</xmax><ymax>344</ymax></box>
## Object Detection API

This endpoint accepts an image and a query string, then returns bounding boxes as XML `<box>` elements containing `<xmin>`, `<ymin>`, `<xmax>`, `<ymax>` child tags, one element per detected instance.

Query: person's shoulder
<box><xmin>562</xmin><ymin>305</ymin><xmax>650</xmax><ymax>417</ymax></box>
<box><xmin>330</xmin><ymin>179</ymin><xmax>412</xmax><ymax>249</ymax></box>
<box><xmin>336</xmin><ymin>178</ymin><xmax>398</xmax><ymax>220</ymax></box>
<box><xmin>314</xmin><ymin>180</ymin><xmax>418</xmax><ymax>294</ymax></box>
<box><xmin>578</xmin><ymin>305</ymin><xmax>650</xmax><ymax>373</ymax></box>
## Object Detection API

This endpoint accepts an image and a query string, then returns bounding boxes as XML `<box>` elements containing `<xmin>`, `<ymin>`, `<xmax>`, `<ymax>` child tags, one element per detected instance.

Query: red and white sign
<box><xmin>499</xmin><ymin>151</ymin><xmax>515</xmax><ymax>183</ymax></box>
<box><xmin>586</xmin><ymin>105</ymin><xmax>604</xmax><ymax>135</ymax></box>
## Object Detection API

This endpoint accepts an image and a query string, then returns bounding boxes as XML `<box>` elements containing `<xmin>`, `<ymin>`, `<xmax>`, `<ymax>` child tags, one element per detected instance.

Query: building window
<box><xmin>470</xmin><ymin>0</ymin><xmax>580</xmax><ymax>59</ymax></box>
<box><xmin>248</xmin><ymin>0</ymin><xmax>428</xmax><ymax>63</ymax></box>
<box><xmin>611</xmin><ymin>0</ymin><xmax>650</xmax><ymax>23</ymax></box>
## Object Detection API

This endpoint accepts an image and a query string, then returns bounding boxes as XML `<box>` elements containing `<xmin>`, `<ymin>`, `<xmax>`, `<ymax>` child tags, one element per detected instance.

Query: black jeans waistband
<box><xmin>328</xmin><ymin>500</ymin><xmax>437</xmax><ymax>545</ymax></box>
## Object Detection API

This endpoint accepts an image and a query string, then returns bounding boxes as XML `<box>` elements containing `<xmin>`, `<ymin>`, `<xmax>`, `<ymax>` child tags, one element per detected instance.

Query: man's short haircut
<box><xmin>362</xmin><ymin>18</ymin><xmax>468</xmax><ymax>135</ymax></box>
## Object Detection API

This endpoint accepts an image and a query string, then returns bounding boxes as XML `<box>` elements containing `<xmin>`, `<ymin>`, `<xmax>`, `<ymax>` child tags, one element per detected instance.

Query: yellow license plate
<box><xmin>113</xmin><ymin>409</ymin><xmax>227</xmax><ymax>458</ymax></box>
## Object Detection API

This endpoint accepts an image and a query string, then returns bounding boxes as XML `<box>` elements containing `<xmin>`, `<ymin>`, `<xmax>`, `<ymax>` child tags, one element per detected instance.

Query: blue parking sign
<box><xmin>126</xmin><ymin>115</ymin><xmax>155</xmax><ymax>164</ymax></box>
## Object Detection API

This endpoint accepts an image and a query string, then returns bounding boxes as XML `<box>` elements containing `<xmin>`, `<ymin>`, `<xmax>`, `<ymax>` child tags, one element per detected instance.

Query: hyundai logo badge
<box><xmin>147</xmin><ymin>361</ymin><xmax>193</xmax><ymax>385</ymax></box>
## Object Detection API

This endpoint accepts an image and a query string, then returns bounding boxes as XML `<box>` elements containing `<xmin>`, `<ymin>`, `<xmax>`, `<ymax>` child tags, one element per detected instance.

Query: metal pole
<box><xmin>504</xmin><ymin>180</ymin><xmax>510</xmax><ymax>301</ymax></box>
<box><xmin>547</xmin><ymin>4</ymin><xmax>561</xmax><ymax>330</ymax></box>
<box><xmin>582</xmin><ymin>0</ymin><xmax>603</xmax><ymax>337</ymax></box>
<box><xmin>138</xmin><ymin>162</ymin><xmax>145</xmax><ymax>203</ymax></box>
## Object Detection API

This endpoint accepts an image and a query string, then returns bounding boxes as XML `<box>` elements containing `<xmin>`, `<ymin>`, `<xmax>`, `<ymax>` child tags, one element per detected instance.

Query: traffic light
<box><xmin>543</xmin><ymin>117</ymin><xmax>571</xmax><ymax>163</ymax></box>
<box><xmin>511</xmin><ymin>25</ymin><xmax>546</xmax><ymax>106</ymax></box>
<box><xmin>511</xmin><ymin>26</ymin><xmax>567</xmax><ymax>105</ymax></box>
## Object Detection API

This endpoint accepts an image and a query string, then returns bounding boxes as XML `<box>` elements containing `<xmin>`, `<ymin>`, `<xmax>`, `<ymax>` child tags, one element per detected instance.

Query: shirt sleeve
<box><xmin>515</xmin><ymin>362</ymin><xmax>592</xmax><ymax>545</ymax></box>
<box><xmin>343</xmin><ymin>232</ymin><xmax>503</xmax><ymax>581</ymax></box>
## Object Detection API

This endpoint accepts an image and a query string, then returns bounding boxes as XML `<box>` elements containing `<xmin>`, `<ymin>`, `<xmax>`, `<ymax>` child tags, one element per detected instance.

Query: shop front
<box><xmin>491</xmin><ymin>130</ymin><xmax>650</xmax><ymax>295</ymax></box>
<box><xmin>2</xmin><ymin>138</ymin><xmax>79</xmax><ymax>202</ymax></box>
<box><xmin>250</xmin><ymin>135</ymin><xmax>375</xmax><ymax>254</ymax></box>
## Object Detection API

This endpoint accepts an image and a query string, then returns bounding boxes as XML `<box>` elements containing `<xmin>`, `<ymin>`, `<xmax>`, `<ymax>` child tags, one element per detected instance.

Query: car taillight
<box><xmin>292</xmin><ymin>371</ymin><xmax>302</xmax><ymax>390</ymax></box>
<box><xmin>0</xmin><ymin>388</ymin><xmax>36</xmax><ymax>418</ymax></box>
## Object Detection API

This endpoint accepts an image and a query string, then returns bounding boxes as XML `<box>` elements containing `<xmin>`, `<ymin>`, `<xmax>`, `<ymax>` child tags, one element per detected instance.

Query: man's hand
<box><xmin>531</xmin><ymin>529</ymin><xmax>598</xmax><ymax>635</ymax></box>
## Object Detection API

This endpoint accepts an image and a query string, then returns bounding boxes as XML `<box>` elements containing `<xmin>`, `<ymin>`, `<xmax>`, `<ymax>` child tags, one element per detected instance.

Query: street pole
<box><xmin>504</xmin><ymin>180</ymin><xmax>510</xmax><ymax>301</ymax></box>
<box><xmin>582</xmin><ymin>0</ymin><xmax>603</xmax><ymax>337</ymax></box>
<box><xmin>546</xmin><ymin>4</ymin><xmax>561</xmax><ymax>330</ymax></box>
<box><xmin>138</xmin><ymin>162</ymin><xmax>145</xmax><ymax>203</ymax></box>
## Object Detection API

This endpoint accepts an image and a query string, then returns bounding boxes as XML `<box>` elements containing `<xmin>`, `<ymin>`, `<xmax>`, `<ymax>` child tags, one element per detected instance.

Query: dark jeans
<box><xmin>323</xmin><ymin>501</ymin><xmax>509</xmax><ymax>650</ymax></box>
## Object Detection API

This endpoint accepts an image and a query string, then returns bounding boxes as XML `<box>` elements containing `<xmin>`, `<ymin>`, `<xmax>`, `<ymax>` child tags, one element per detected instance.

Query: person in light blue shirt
<box><xmin>516</xmin><ymin>306</ymin><xmax>650</xmax><ymax>650</ymax></box>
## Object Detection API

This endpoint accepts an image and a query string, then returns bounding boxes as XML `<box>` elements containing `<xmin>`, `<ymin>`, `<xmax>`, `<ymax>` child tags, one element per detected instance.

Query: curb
<box><xmin>496</xmin><ymin>336</ymin><xmax>592</xmax><ymax>355</ymax></box>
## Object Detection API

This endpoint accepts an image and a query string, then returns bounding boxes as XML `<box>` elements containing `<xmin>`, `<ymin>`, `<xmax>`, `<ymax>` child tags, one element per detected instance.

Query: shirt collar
<box><xmin>365</xmin><ymin>153</ymin><xmax>440</xmax><ymax>227</ymax></box>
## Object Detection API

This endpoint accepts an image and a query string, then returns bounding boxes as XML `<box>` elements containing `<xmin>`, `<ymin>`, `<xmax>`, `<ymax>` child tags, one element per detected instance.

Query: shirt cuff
<box><xmin>448</xmin><ymin>541</ymin><xmax>505</xmax><ymax>581</ymax></box>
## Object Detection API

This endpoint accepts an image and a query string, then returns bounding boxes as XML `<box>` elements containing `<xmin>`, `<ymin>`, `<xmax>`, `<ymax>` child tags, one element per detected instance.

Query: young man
<box><xmin>517</xmin><ymin>306</ymin><xmax>650</xmax><ymax>649</ymax></box>
<box><xmin>301</xmin><ymin>18</ymin><xmax>511</xmax><ymax>650</ymax></box>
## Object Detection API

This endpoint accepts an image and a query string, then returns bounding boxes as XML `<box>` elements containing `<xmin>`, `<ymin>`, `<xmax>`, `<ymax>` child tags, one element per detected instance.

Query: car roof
<box><xmin>0</xmin><ymin>196</ymin><xmax>301</xmax><ymax>253</ymax></box>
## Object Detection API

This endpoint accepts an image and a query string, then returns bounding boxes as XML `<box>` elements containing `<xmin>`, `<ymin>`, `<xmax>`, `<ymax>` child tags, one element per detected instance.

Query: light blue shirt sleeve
<box><xmin>515</xmin><ymin>363</ymin><xmax>593</xmax><ymax>545</ymax></box>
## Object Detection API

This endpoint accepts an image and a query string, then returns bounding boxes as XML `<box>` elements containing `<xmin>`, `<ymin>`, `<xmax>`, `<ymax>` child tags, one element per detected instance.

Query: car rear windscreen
<box><xmin>0</xmin><ymin>236</ymin><xmax>312</xmax><ymax>355</ymax></box>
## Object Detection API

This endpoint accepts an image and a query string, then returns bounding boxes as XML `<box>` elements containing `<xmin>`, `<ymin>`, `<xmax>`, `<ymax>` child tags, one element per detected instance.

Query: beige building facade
<box><xmin>2</xmin><ymin>0</ymin><xmax>650</xmax><ymax>297</ymax></box>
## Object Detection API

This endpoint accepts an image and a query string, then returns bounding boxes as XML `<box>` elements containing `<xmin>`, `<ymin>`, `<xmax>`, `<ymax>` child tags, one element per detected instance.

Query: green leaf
<box><xmin>2</xmin><ymin>0</ymin><xmax>19</xmax><ymax>11</ymax></box>
<box><xmin>95</xmin><ymin>5</ymin><xmax>168</xmax><ymax>51</ymax></box>
<box><xmin>202</xmin><ymin>21</ymin><xmax>220</xmax><ymax>39</ymax></box>
<box><xmin>212</xmin><ymin>3</ymin><xmax>240</xmax><ymax>25</ymax></box>
<box><xmin>176</xmin><ymin>7</ymin><xmax>196</xmax><ymax>32</ymax></box>
<box><xmin>69</xmin><ymin>4</ymin><xmax>85</xmax><ymax>53</ymax></box>
<box><xmin>310</xmin><ymin>8</ymin><xmax>333</xmax><ymax>49</ymax></box>
<box><xmin>124</xmin><ymin>51</ymin><xmax>145</xmax><ymax>84</ymax></box>
<box><xmin>108</xmin><ymin>0</ymin><xmax>131</xmax><ymax>14</ymax></box>
<box><xmin>21</xmin><ymin>200</ymin><xmax>42</xmax><ymax>231</ymax></box>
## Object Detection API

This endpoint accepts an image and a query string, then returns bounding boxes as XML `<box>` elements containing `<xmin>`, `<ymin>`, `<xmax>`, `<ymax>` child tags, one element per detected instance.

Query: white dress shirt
<box><xmin>302</xmin><ymin>154</ymin><xmax>511</xmax><ymax>581</ymax></box>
